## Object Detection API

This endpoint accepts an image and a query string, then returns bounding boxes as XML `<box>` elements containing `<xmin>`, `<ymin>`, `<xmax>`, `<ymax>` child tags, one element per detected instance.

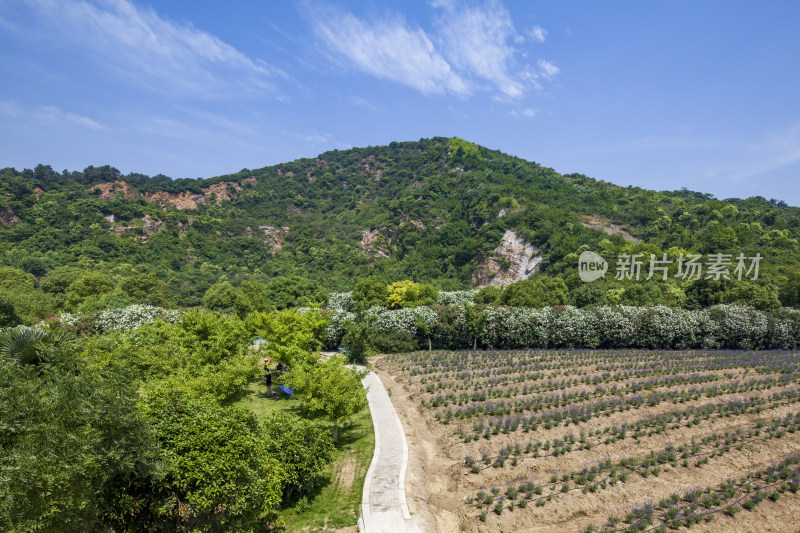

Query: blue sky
<box><xmin>1</xmin><ymin>0</ymin><xmax>799</xmax><ymax>205</ymax></box>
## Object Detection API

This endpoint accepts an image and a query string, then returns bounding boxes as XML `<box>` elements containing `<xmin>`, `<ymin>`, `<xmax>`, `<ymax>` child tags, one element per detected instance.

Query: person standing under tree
<box><xmin>263</xmin><ymin>357</ymin><xmax>272</xmax><ymax>397</ymax></box>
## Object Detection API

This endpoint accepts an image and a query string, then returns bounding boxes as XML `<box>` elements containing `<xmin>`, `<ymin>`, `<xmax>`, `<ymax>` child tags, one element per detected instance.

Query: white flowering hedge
<box><xmin>323</xmin><ymin>303</ymin><xmax>800</xmax><ymax>351</ymax></box>
<box><xmin>437</xmin><ymin>290</ymin><xmax>476</xmax><ymax>305</ymax></box>
<box><xmin>38</xmin><ymin>305</ymin><xmax>180</xmax><ymax>335</ymax></box>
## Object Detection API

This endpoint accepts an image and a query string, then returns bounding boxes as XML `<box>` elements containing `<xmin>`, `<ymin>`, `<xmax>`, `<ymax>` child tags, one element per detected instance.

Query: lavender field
<box><xmin>382</xmin><ymin>349</ymin><xmax>800</xmax><ymax>532</ymax></box>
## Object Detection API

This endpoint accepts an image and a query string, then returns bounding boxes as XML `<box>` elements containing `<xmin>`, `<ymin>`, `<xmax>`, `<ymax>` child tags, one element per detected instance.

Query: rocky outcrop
<box><xmin>107</xmin><ymin>214</ymin><xmax>162</xmax><ymax>243</ymax></box>
<box><xmin>362</xmin><ymin>228</ymin><xmax>390</xmax><ymax>259</ymax></box>
<box><xmin>0</xmin><ymin>206</ymin><xmax>19</xmax><ymax>226</ymax></box>
<box><xmin>145</xmin><ymin>191</ymin><xmax>205</xmax><ymax>210</ymax></box>
<box><xmin>90</xmin><ymin>180</ymin><xmax>140</xmax><ymax>200</ymax></box>
<box><xmin>472</xmin><ymin>229</ymin><xmax>542</xmax><ymax>287</ymax></box>
<box><xmin>91</xmin><ymin>177</ymin><xmax>258</xmax><ymax>211</ymax></box>
<box><xmin>258</xmin><ymin>225</ymin><xmax>289</xmax><ymax>252</ymax></box>
<box><xmin>580</xmin><ymin>215</ymin><xmax>640</xmax><ymax>242</ymax></box>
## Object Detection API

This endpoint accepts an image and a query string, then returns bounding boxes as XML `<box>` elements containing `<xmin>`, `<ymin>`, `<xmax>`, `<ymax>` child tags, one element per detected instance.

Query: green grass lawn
<box><xmin>230</xmin><ymin>380</ymin><xmax>374</xmax><ymax>532</ymax></box>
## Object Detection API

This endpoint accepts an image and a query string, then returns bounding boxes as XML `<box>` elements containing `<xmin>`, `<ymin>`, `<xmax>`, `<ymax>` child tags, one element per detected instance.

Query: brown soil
<box><xmin>373</xmin><ymin>355</ymin><xmax>800</xmax><ymax>533</ymax></box>
<box><xmin>334</xmin><ymin>458</ymin><xmax>356</xmax><ymax>491</ymax></box>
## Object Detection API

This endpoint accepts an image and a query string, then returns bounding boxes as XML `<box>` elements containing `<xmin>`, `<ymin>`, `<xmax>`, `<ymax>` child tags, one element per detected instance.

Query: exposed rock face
<box><xmin>91</xmin><ymin>178</ymin><xmax>256</xmax><ymax>211</ymax></box>
<box><xmin>258</xmin><ymin>225</ymin><xmax>289</xmax><ymax>252</ymax></box>
<box><xmin>361</xmin><ymin>155</ymin><xmax>383</xmax><ymax>181</ymax></box>
<box><xmin>0</xmin><ymin>206</ymin><xmax>19</xmax><ymax>226</ymax></box>
<box><xmin>107</xmin><ymin>214</ymin><xmax>162</xmax><ymax>243</ymax></box>
<box><xmin>89</xmin><ymin>180</ymin><xmax>140</xmax><ymax>200</ymax></box>
<box><xmin>361</xmin><ymin>228</ymin><xmax>390</xmax><ymax>259</ymax></box>
<box><xmin>473</xmin><ymin>229</ymin><xmax>542</xmax><ymax>287</ymax></box>
<box><xmin>33</xmin><ymin>187</ymin><xmax>44</xmax><ymax>200</ymax></box>
<box><xmin>140</xmin><ymin>214</ymin><xmax>162</xmax><ymax>243</ymax></box>
<box><xmin>580</xmin><ymin>215</ymin><xmax>640</xmax><ymax>242</ymax></box>
<box><xmin>145</xmin><ymin>191</ymin><xmax>206</xmax><ymax>210</ymax></box>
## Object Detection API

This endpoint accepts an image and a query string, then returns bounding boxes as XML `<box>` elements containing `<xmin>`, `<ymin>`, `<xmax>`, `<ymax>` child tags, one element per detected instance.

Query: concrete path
<box><xmin>358</xmin><ymin>370</ymin><xmax>422</xmax><ymax>533</ymax></box>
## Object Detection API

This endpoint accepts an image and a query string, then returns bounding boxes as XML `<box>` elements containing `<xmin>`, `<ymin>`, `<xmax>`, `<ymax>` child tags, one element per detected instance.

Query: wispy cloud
<box><xmin>0</xmin><ymin>100</ymin><xmax>104</xmax><ymax>130</ymax></box>
<box><xmin>307</xmin><ymin>0</ymin><xmax>557</xmax><ymax>100</ymax></box>
<box><xmin>510</xmin><ymin>108</ymin><xmax>536</xmax><ymax>118</ymax></box>
<box><xmin>18</xmin><ymin>0</ymin><xmax>285</xmax><ymax>98</ymax></box>
<box><xmin>434</xmin><ymin>0</ymin><xmax>524</xmax><ymax>98</ymax></box>
<box><xmin>527</xmin><ymin>25</ymin><xmax>547</xmax><ymax>43</ymax></box>
<box><xmin>309</xmin><ymin>6</ymin><xmax>468</xmax><ymax>96</ymax></box>
<box><xmin>707</xmin><ymin>124</ymin><xmax>800</xmax><ymax>183</ymax></box>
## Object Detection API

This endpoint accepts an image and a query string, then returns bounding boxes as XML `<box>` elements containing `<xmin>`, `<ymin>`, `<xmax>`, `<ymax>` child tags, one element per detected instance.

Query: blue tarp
<box><xmin>278</xmin><ymin>384</ymin><xmax>294</xmax><ymax>397</ymax></box>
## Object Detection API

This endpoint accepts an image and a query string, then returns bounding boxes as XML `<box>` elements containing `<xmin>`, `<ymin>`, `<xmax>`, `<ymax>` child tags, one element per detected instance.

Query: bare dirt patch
<box><xmin>334</xmin><ymin>458</ymin><xmax>356</xmax><ymax>492</ymax></box>
<box><xmin>375</xmin><ymin>350</ymin><xmax>800</xmax><ymax>533</ymax></box>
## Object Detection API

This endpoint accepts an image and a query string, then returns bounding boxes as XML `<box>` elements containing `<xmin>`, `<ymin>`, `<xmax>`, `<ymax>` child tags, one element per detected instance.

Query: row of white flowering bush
<box><xmin>38</xmin><ymin>305</ymin><xmax>181</xmax><ymax>335</ymax></box>
<box><xmin>323</xmin><ymin>304</ymin><xmax>800</xmax><ymax>351</ymax></box>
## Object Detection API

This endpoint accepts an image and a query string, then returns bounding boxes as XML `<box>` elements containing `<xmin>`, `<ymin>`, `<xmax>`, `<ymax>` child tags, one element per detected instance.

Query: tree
<box><xmin>501</xmin><ymin>277</ymin><xmax>568</xmax><ymax>308</ymax></box>
<box><xmin>721</xmin><ymin>282</ymin><xmax>781</xmax><ymax>310</ymax></box>
<box><xmin>0</xmin><ymin>348</ymin><xmax>159</xmax><ymax>532</ymax></box>
<box><xmin>140</xmin><ymin>392</ymin><xmax>285</xmax><ymax>532</ymax></box>
<box><xmin>203</xmin><ymin>280</ymin><xmax>239</xmax><ymax>310</ymax></box>
<box><xmin>286</xmin><ymin>354</ymin><xmax>368</xmax><ymax>442</ymax></box>
<box><xmin>67</xmin><ymin>272</ymin><xmax>114</xmax><ymax>308</ymax></box>
<box><xmin>245</xmin><ymin>308</ymin><xmax>330</xmax><ymax>367</ymax></box>
<box><xmin>474</xmin><ymin>285</ymin><xmax>502</xmax><ymax>304</ymax></box>
<box><xmin>340</xmin><ymin>319</ymin><xmax>373</xmax><ymax>363</ymax></box>
<box><xmin>352</xmin><ymin>276</ymin><xmax>389</xmax><ymax>311</ymax></box>
<box><xmin>779</xmin><ymin>273</ymin><xmax>800</xmax><ymax>308</ymax></box>
<box><xmin>262</xmin><ymin>411</ymin><xmax>334</xmax><ymax>501</ymax></box>
<box><xmin>264</xmin><ymin>276</ymin><xmax>328</xmax><ymax>310</ymax></box>
<box><xmin>240</xmin><ymin>279</ymin><xmax>272</xmax><ymax>312</ymax></box>
<box><xmin>0</xmin><ymin>292</ymin><xmax>22</xmax><ymax>327</ymax></box>
<box><xmin>0</xmin><ymin>266</ymin><xmax>36</xmax><ymax>289</ymax></box>
<box><xmin>387</xmin><ymin>280</ymin><xmax>439</xmax><ymax>309</ymax></box>
<box><xmin>119</xmin><ymin>273</ymin><xmax>166</xmax><ymax>306</ymax></box>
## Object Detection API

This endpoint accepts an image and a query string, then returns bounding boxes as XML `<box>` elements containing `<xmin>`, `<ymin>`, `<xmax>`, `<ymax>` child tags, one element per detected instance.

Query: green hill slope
<box><xmin>1</xmin><ymin>136</ymin><xmax>798</xmax><ymax>311</ymax></box>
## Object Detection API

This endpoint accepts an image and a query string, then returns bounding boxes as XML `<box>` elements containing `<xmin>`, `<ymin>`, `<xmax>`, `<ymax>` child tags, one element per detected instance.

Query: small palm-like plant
<box><xmin>0</xmin><ymin>326</ymin><xmax>61</xmax><ymax>365</ymax></box>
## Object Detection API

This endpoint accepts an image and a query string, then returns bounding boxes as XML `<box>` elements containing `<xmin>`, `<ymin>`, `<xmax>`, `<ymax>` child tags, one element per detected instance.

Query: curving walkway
<box><xmin>357</xmin><ymin>370</ymin><xmax>422</xmax><ymax>533</ymax></box>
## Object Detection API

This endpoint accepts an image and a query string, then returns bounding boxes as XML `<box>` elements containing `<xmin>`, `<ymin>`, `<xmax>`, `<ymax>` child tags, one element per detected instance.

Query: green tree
<box><xmin>67</xmin><ymin>272</ymin><xmax>114</xmax><ymax>308</ymax></box>
<box><xmin>0</xmin><ymin>326</ymin><xmax>61</xmax><ymax>366</ymax></box>
<box><xmin>779</xmin><ymin>273</ymin><xmax>800</xmax><ymax>308</ymax></box>
<box><xmin>387</xmin><ymin>280</ymin><xmax>439</xmax><ymax>308</ymax></box>
<box><xmin>119</xmin><ymin>273</ymin><xmax>166</xmax><ymax>306</ymax></box>
<box><xmin>721</xmin><ymin>282</ymin><xmax>781</xmax><ymax>310</ymax></box>
<box><xmin>0</xmin><ymin>349</ymin><xmax>159</xmax><ymax>533</ymax></box>
<box><xmin>0</xmin><ymin>292</ymin><xmax>22</xmax><ymax>327</ymax></box>
<box><xmin>141</xmin><ymin>391</ymin><xmax>284</xmax><ymax>532</ymax></box>
<box><xmin>264</xmin><ymin>276</ymin><xmax>328</xmax><ymax>310</ymax></box>
<box><xmin>245</xmin><ymin>309</ymin><xmax>330</xmax><ymax>367</ymax></box>
<box><xmin>240</xmin><ymin>279</ymin><xmax>272</xmax><ymax>312</ymax></box>
<box><xmin>0</xmin><ymin>266</ymin><xmax>36</xmax><ymax>289</ymax></box>
<box><xmin>340</xmin><ymin>319</ymin><xmax>372</xmax><ymax>364</ymax></box>
<box><xmin>474</xmin><ymin>285</ymin><xmax>502</xmax><ymax>304</ymax></box>
<box><xmin>352</xmin><ymin>276</ymin><xmax>389</xmax><ymax>311</ymax></box>
<box><xmin>501</xmin><ymin>277</ymin><xmax>568</xmax><ymax>308</ymax></box>
<box><xmin>203</xmin><ymin>280</ymin><xmax>239</xmax><ymax>310</ymax></box>
<box><xmin>262</xmin><ymin>411</ymin><xmax>334</xmax><ymax>501</ymax></box>
<box><xmin>286</xmin><ymin>354</ymin><xmax>368</xmax><ymax>442</ymax></box>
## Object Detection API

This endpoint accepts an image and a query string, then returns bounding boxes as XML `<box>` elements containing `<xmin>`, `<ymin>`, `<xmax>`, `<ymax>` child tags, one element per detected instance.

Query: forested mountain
<box><xmin>1</xmin><ymin>136</ymin><xmax>799</xmax><ymax>319</ymax></box>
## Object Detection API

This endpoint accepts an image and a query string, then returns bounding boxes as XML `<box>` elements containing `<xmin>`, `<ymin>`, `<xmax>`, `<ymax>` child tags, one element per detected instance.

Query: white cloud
<box><xmin>708</xmin><ymin>124</ymin><xmax>800</xmax><ymax>183</ymax></box>
<box><xmin>527</xmin><ymin>25</ymin><xmax>547</xmax><ymax>43</ymax></box>
<box><xmin>510</xmin><ymin>108</ymin><xmax>536</xmax><ymax>118</ymax></box>
<box><xmin>21</xmin><ymin>0</ymin><xmax>284</xmax><ymax>97</ymax></box>
<box><xmin>536</xmin><ymin>59</ymin><xmax>560</xmax><ymax>81</ymax></box>
<box><xmin>308</xmin><ymin>1</ymin><xmax>558</xmax><ymax>100</ymax></box>
<box><xmin>1</xmin><ymin>100</ymin><xmax>104</xmax><ymax>130</ymax></box>
<box><xmin>294</xmin><ymin>131</ymin><xmax>332</xmax><ymax>144</ymax></box>
<box><xmin>434</xmin><ymin>0</ymin><xmax>524</xmax><ymax>98</ymax></box>
<box><xmin>309</xmin><ymin>7</ymin><xmax>468</xmax><ymax>96</ymax></box>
